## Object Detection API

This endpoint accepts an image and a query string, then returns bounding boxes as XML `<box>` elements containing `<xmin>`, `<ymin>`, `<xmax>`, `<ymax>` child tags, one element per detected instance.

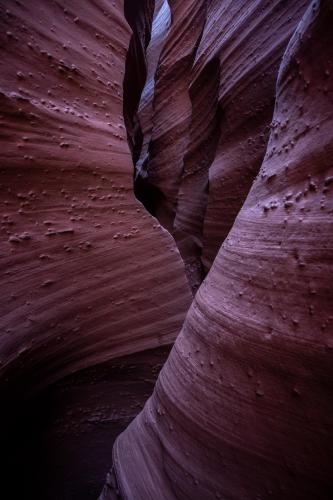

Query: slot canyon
<box><xmin>0</xmin><ymin>1</ymin><xmax>332</xmax><ymax>499</ymax></box>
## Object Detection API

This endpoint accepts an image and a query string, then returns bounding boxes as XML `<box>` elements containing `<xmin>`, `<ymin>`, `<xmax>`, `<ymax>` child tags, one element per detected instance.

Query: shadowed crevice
<box><xmin>132</xmin><ymin>0</ymin><xmax>171</xmax><ymax>217</ymax></box>
<box><xmin>123</xmin><ymin>0</ymin><xmax>155</xmax><ymax>164</ymax></box>
<box><xmin>174</xmin><ymin>57</ymin><xmax>222</xmax><ymax>293</ymax></box>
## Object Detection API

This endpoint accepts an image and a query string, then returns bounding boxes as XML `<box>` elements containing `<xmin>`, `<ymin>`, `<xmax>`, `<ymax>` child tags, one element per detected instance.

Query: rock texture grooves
<box><xmin>0</xmin><ymin>0</ymin><xmax>191</xmax><ymax>398</ymax></box>
<box><xmin>139</xmin><ymin>0</ymin><xmax>309</xmax><ymax>291</ymax></box>
<box><xmin>173</xmin><ymin>57</ymin><xmax>221</xmax><ymax>291</ymax></box>
<box><xmin>183</xmin><ymin>0</ymin><xmax>309</xmax><ymax>272</ymax></box>
<box><xmin>141</xmin><ymin>0</ymin><xmax>207</xmax><ymax>231</ymax></box>
<box><xmin>108</xmin><ymin>1</ymin><xmax>333</xmax><ymax>499</ymax></box>
<box><xmin>0</xmin><ymin>1</ymin><xmax>191</xmax><ymax>496</ymax></box>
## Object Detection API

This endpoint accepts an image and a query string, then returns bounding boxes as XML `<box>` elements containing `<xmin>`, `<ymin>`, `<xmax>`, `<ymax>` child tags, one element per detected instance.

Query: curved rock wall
<box><xmin>0</xmin><ymin>0</ymin><xmax>192</xmax><ymax>459</ymax></box>
<box><xmin>186</xmin><ymin>0</ymin><xmax>309</xmax><ymax>271</ymax></box>
<box><xmin>1</xmin><ymin>0</ymin><xmax>332</xmax><ymax>499</ymax></box>
<box><xmin>141</xmin><ymin>0</ymin><xmax>207</xmax><ymax>231</ymax></box>
<box><xmin>141</xmin><ymin>0</ymin><xmax>309</xmax><ymax>289</ymax></box>
<box><xmin>173</xmin><ymin>57</ymin><xmax>221</xmax><ymax>292</ymax></box>
<box><xmin>109</xmin><ymin>1</ymin><xmax>333</xmax><ymax>498</ymax></box>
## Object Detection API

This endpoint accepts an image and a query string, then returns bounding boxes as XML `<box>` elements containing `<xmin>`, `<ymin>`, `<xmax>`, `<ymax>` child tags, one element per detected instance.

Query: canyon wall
<box><xmin>108</xmin><ymin>0</ymin><xmax>333</xmax><ymax>499</ymax></box>
<box><xmin>140</xmin><ymin>0</ymin><xmax>310</xmax><ymax>291</ymax></box>
<box><xmin>0</xmin><ymin>0</ymin><xmax>332</xmax><ymax>499</ymax></box>
<box><xmin>0</xmin><ymin>0</ymin><xmax>191</xmax><ymax>401</ymax></box>
<box><xmin>180</xmin><ymin>0</ymin><xmax>309</xmax><ymax>272</ymax></box>
<box><xmin>135</xmin><ymin>0</ymin><xmax>207</xmax><ymax>232</ymax></box>
<box><xmin>0</xmin><ymin>1</ymin><xmax>191</xmax><ymax>498</ymax></box>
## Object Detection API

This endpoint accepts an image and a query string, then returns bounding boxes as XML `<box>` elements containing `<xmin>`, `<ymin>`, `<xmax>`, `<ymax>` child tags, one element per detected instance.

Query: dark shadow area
<box><xmin>0</xmin><ymin>345</ymin><xmax>170</xmax><ymax>500</ymax></box>
<box><xmin>134</xmin><ymin>156</ymin><xmax>167</xmax><ymax>217</ymax></box>
<box><xmin>123</xmin><ymin>0</ymin><xmax>154</xmax><ymax>163</ymax></box>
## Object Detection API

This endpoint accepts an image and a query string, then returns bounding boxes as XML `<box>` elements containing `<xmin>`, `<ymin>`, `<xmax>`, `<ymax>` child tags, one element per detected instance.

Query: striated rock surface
<box><xmin>110</xmin><ymin>1</ymin><xmax>333</xmax><ymax>498</ymax></box>
<box><xmin>0</xmin><ymin>1</ymin><xmax>191</xmax><ymax>497</ymax></box>
<box><xmin>141</xmin><ymin>0</ymin><xmax>309</xmax><ymax>291</ymax></box>
<box><xmin>1</xmin><ymin>0</ymin><xmax>332</xmax><ymax>499</ymax></box>
<box><xmin>176</xmin><ymin>0</ymin><xmax>309</xmax><ymax>272</ymax></box>
<box><xmin>139</xmin><ymin>0</ymin><xmax>207</xmax><ymax>231</ymax></box>
<box><xmin>0</xmin><ymin>0</ymin><xmax>191</xmax><ymax>399</ymax></box>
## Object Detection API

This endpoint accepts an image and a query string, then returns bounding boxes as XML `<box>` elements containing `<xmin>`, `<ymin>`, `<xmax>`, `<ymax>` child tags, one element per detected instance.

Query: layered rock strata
<box><xmin>139</xmin><ymin>0</ymin><xmax>207</xmax><ymax>232</ymax></box>
<box><xmin>109</xmin><ymin>1</ymin><xmax>333</xmax><ymax>498</ymax></box>
<box><xmin>0</xmin><ymin>1</ymin><xmax>191</xmax><ymax>497</ymax></box>
<box><xmin>0</xmin><ymin>0</ymin><xmax>191</xmax><ymax>400</ymax></box>
<box><xmin>141</xmin><ymin>0</ymin><xmax>309</xmax><ymax>289</ymax></box>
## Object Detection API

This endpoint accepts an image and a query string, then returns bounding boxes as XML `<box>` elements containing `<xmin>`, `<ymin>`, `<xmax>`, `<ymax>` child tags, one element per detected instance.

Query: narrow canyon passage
<box><xmin>1</xmin><ymin>1</ymin><xmax>332</xmax><ymax>500</ymax></box>
<box><xmin>0</xmin><ymin>1</ymin><xmax>189</xmax><ymax>498</ymax></box>
<box><xmin>103</xmin><ymin>0</ymin><xmax>333</xmax><ymax>499</ymax></box>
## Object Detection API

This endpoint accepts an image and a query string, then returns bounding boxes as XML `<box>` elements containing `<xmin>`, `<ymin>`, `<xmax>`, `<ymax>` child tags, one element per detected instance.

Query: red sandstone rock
<box><xmin>109</xmin><ymin>1</ymin><xmax>333</xmax><ymax>498</ymax></box>
<box><xmin>142</xmin><ymin>0</ymin><xmax>309</xmax><ymax>292</ymax></box>
<box><xmin>141</xmin><ymin>0</ymin><xmax>207</xmax><ymax>231</ymax></box>
<box><xmin>177</xmin><ymin>0</ymin><xmax>309</xmax><ymax>272</ymax></box>
<box><xmin>0</xmin><ymin>0</ymin><xmax>191</xmax><ymax>400</ymax></box>
<box><xmin>1</xmin><ymin>0</ymin><xmax>332</xmax><ymax>498</ymax></box>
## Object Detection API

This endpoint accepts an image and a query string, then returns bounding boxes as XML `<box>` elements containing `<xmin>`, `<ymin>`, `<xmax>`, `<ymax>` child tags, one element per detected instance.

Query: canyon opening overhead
<box><xmin>0</xmin><ymin>0</ymin><xmax>332</xmax><ymax>499</ymax></box>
